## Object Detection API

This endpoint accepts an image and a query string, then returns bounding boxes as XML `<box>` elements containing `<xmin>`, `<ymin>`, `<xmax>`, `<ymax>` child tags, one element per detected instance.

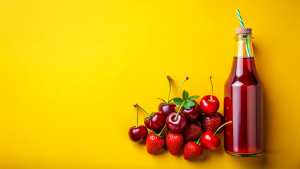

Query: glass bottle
<box><xmin>224</xmin><ymin>28</ymin><xmax>263</xmax><ymax>157</ymax></box>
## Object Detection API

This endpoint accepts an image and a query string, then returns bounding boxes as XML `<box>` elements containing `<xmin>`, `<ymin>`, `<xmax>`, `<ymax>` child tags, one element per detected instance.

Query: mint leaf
<box><xmin>188</xmin><ymin>96</ymin><xmax>200</xmax><ymax>101</ymax></box>
<box><xmin>173</xmin><ymin>97</ymin><xmax>184</xmax><ymax>106</ymax></box>
<box><xmin>182</xmin><ymin>90</ymin><xmax>189</xmax><ymax>100</ymax></box>
<box><xmin>183</xmin><ymin>102</ymin><xmax>191</xmax><ymax>109</ymax></box>
<box><xmin>187</xmin><ymin>100</ymin><xmax>195</xmax><ymax>107</ymax></box>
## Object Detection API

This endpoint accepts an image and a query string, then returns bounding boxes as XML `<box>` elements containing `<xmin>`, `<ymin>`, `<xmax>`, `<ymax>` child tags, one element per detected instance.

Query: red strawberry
<box><xmin>200</xmin><ymin>112</ymin><xmax>224</xmax><ymax>134</ymax></box>
<box><xmin>183</xmin><ymin>141</ymin><xmax>203</xmax><ymax>160</ymax></box>
<box><xmin>166</xmin><ymin>133</ymin><xmax>184</xmax><ymax>155</ymax></box>
<box><xmin>146</xmin><ymin>133</ymin><xmax>165</xmax><ymax>154</ymax></box>
<box><xmin>183</xmin><ymin>123</ymin><xmax>202</xmax><ymax>141</ymax></box>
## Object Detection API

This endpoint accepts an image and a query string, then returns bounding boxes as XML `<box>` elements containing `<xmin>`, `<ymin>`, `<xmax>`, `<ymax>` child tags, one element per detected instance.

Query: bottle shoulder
<box><xmin>225</xmin><ymin>57</ymin><xmax>262</xmax><ymax>87</ymax></box>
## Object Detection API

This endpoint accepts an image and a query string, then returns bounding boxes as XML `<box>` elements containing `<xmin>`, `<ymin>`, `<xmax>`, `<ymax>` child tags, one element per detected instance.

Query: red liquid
<box><xmin>224</xmin><ymin>57</ymin><xmax>263</xmax><ymax>156</ymax></box>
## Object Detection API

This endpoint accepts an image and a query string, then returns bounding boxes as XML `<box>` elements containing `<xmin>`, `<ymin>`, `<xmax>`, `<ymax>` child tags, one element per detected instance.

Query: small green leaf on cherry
<box><xmin>188</xmin><ymin>96</ymin><xmax>200</xmax><ymax>101</ymax></box>
<box><xmin>187</xmin><ymin>100</ymin><xmax>195</xmax><ymax>107</ymax></box>
<box><xmin>182</xmin><ymin>90</ymin><xmax>189</xmax><ymax>100</ymax></box>
<box><xmin>183</xmin><ymin>102</ymin><xmax>191</xmax><ymax>109</ymax></box>
<box><xmin>173</xmin><ymin>97</ymin><xmax>184</xmax><ymax>106</ymax></box>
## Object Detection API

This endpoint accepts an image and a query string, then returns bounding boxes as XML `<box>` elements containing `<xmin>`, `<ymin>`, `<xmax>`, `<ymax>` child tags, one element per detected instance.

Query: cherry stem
<box><xmin>136</xmin><ymin>106</ymin><xmax>139</xmax><ymax>127</ymax></box>
<box><xmin>134</xmin><ymin>104</ymin><xmax>150</xmax><ymax>117</ymax></box>
<box><xmin>167</xmin><ymin>76</ymin><xmax>171</xmax><ymax>103</ymax></box>
<box><xmin>209</xmin><ymin>76</ymin><xmax>213</xmax><ymax>102</ymax></box>
<box><xmin>196</xmin><ymin>132</ymin><xmax>203</xmax><ymax>145</ymax></box>
<box><xmin>158</xmin><ymin>125</ymin><xmax>166</xmax><ymax>136</ymax></box>
<box><xmin>214</xmin><ymin>121</ymin><xmax>232</xmax><ymax>135</ymax></box>
<box><xmin>179</xmin><ymin>77</ymin><xmax>189</xmax><ymax>97</ymax></box>
<box><xmin>174</xmin><ymin>100</ymin><xmax>186</xmax><ymax>121</ymax></box>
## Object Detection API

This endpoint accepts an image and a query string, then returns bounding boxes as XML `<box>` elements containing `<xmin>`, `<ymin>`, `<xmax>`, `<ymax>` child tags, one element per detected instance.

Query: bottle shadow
<box><xmin>187</xmin><ymin>151</ymin><xmax>210</xmax><ymax>162</ymax></box>
<box><xmin>253</xmin><ymin>42</ymin><xmax>271</xmax><ymax>156</ymax></box>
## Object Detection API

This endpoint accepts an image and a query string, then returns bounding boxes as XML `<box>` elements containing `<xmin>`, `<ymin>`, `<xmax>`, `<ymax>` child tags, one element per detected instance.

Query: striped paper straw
<box><xmin>236</xmin><ymin>9</ymin><xmax>245</xmax><ymax>28</ymax></box>
<box><xmin>236</xmin><ymin>9</ymin><xmax>251</xmax><ymax>57</ymax></box>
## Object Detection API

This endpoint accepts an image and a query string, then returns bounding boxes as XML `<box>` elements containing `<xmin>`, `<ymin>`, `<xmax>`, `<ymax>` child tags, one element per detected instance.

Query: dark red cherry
<box><xmin>129</xmin><ymin>125</ymin><xmax>148</xmax><ymax>142</ymax></box>
<box><xmin>166</xmin><ymin>112</ymin><xmax>187</xmax><ymax>132</ymax></box>
<box><xmin>133</xmin><ymin>103</ymin><xmax>166</xmax><ymax>132</ymax></box>
<box><xmin>144</xmin><ymin>112</ymin><xmax>166</xmax><ymax>132</ymax></box>
<box><xmin>157</xmin><ymin>76</ymin><xmax>177</xmax><ymax>117</ymax></box>
<box><xmin>158</xmin><ymin>103</ymin><xmax>176</xmax><ymax>117</ymax></box>
<box><xmin>129</xmin><ymin>104</ymin><xmax>148</xmax><ymax>142</ymax></box>
<box><xmin>182</xmin><ymin>101</ymin><xmax>201</xmax><ymax>122</ymax></box>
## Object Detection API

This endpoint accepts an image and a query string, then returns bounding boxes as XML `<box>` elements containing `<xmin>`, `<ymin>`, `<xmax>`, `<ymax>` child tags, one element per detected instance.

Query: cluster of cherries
<box><xmin>128</xmin><ymin>76</ymin><xmax>232</xmax><ymax>160</ymax></box>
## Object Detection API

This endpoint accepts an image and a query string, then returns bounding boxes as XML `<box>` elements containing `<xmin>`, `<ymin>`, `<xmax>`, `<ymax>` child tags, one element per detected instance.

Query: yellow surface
<box><xmin>0</xmin><ymin>0</ymin><xmax>300</xmax><ymax>168</ymax></box>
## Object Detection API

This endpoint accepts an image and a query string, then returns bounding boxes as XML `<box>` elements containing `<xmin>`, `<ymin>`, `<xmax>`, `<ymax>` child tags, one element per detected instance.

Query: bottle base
<box><xmin>225</xmin><ymin>151</ymin><xmax>262</xmax><ymax>157</ymax></box>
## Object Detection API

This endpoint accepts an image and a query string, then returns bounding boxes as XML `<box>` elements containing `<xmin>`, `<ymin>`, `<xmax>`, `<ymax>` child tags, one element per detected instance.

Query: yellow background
<box><xmin>0</xmin><ymin>0</ymin><xmax>300</xmax><ymax>168</ymax></box>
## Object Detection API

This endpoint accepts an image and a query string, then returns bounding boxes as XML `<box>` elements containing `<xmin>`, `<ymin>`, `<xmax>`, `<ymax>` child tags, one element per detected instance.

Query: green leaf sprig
<box><xmin>173</xmin><ymin>90</ymin><xmax>200</xmax><ymax>110</ymax></box>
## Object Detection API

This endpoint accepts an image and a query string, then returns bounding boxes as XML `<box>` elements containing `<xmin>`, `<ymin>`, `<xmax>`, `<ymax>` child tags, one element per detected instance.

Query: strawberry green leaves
<box><xmin>172</xmin><ymin>90</ymin><xmax>199</xmax><ymax>109</ymax></box>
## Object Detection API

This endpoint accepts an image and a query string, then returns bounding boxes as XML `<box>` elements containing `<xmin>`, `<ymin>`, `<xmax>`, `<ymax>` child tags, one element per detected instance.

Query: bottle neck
<box><xmin>231</xmin><ymin>57</ymin><xmax>256</xmax><ymax>78</ymax></box>
<box><xmin>231</xmin><ymin>34</ymin><xmax>257</xmax><ymax>78</ymax></box>
<box><xmin>234</xmin><ymin>34</ymin><xmax>254</xmax><ymax>58</ymax></box>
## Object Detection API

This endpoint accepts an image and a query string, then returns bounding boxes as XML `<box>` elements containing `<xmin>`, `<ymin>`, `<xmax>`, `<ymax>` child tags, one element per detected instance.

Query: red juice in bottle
<box><xmin>224</xmin><ymin>28</ymin><xmax>263</xmax><ymax>156</ymax></box>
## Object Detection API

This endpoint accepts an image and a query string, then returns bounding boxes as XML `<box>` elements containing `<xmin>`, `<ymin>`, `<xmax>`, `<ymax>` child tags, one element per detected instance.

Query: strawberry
<box><xmin>200</xmin><ymin>112</ymin><xmax>224</xmax><ymax>134</ymax></box>
<box><xmin>146</xmin><ymin>133</ymin><xmax>165</xmax><ymax>154</ymax></box>
<box><xmin>166</xmin><ymin>132</ymin><xmax>184</xmax><ymax>155</ymax></box>
<box><xmin>183</xmin><ymin>141</ymin><xmax>203</xmax><ymax>160</ymax></box>
<box><xmin>183</xmin><ymin>123</ymin><xmax>202</xmax><ymax>141</ymax></box>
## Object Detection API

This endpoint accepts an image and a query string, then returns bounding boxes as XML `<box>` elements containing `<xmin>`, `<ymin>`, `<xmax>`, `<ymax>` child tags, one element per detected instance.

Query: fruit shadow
<box><xmin>152</xmin><ymin>148</ymin><xmax>166</xmax><ymax>155</ymax></box>
<box><xmin>164</xmin><ymin>142</ymin><xmax>209</xmax><ymax>161</ymax></box>
<box><xmin>187</xmin><ymin>151</ymin><xmax>209</xmax><ymax>162</ymax></box>
<box><xmin>188</xmin><ymin>135</ymin><xmax>224</xmax><ymax>163</ymax></box>
<box><xmin>139</xmin><ymin>140</ymin><xmax>146</xmax><ymax>144</ymax></box>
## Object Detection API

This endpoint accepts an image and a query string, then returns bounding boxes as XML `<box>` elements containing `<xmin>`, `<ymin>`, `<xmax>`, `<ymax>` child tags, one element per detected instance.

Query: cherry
<box><xmin>178</xmin><ymin>76</ymin><xmax>201</xmax><ymax>122</ymax></box>
<box><xmin>201</xmin><ymin>121</ymin><xmax>232</xmax><ymax>150</ymax></box>
<box><xmin>134</xmin><ymin>103</ymin><xmax>165</xmax><ymax>132</ymax></box>
<box><xmin>159</xmin><ymin>103</ymin><xmax>176</xmax><ymax>117</ymax></box>
<box><xmin>182</xmin><ymin>101</ymin><xmax>201</xmax><ymax>122</ymax></box>
<box><xmin>129</xmin><ymin>104</ymin><xmax>148</xmax><ymax>142</ymax></box>
<box><xmin>129</xmin><ymin>126</ymin><xmax>148</xmax><ymax>142</ymax></box>
<box><xmin>166</xmin><ymin>113</ymin><xmax>187</xmax><ymax>132</ymax></box>
<box><xmin>166</xmin><ymin>101</ymin><xmax>188</xmax><ymax>133</ymax></box>
<box><xmin>144</xmin><ymin>113</ymin><xmax>165</xmax><ymax>132</ymax></box>
<box><xmin>200</xmin><ymin>76</ymin><xmax>220</xmax><ymax>115</ymax></box>
<box><xmin>158</xmin><ymin>76</ymin><xmax>176</xmax><ymax>117</ymax></box>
